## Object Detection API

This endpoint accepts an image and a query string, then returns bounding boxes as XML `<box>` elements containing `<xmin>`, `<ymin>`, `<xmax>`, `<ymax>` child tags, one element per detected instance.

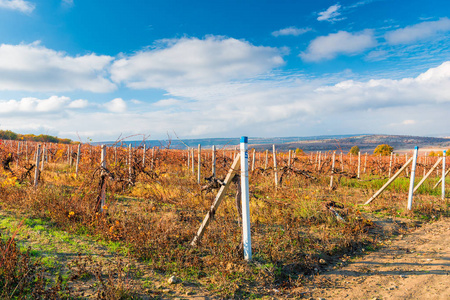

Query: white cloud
<box><xmin>300</xmin><ymin>30</ymin><xmax>376</xmax><ymax>62</ymax></box>
<box><xmin>61</xmin><ymin>0</ymin><xmax>74</xmax><ymax>7</ymax></box>
<box><xmin>272</xmin><ymin>26</ymin><xmax>311</xmax><ymax>37</ymax></box>
<box><xmin>0</xmin><ymin>0</ymin><xmax>34</xmax><ymax>13</ymax></box>
<box><xmin>0</xmin><ymin>96</ymin><xmax>75</xmax><ymax>114</ymax></box>
<box><xmin>110</xmin><ymin>36</ymin><xmax>284</xmax><ymax>89</ymax></box>
<box><xmin>317</xmin><ymin>4</ymin><xmax>343</xmax><ymax>22</ymax></box>
<box><xmin>153</xmin><ymin>98</ymin><xmax>183</xmax><ymax>107</ymax></box>
<box><xmin>104</xmin><ymin>98</ymin><xmax>127</xmax><ymax>113</ymax></box>
<box><xmin>68</xmin><ymin>99</ymin><xmax>88</xmax><ymax>109</ymax></box>
<box><xmin>385</xmin><ymin>18</ymin><xmax>450</xmax><ymax>45</ymax></box>
<box><xmin>0</xmin><ymin>42</ymin><xmax>116</xmax><ymax>92</ymax></box>
<box><xmin>402</xmin><ymin>120</ymin><xmax>416</xmax><ymax>125</ymax></box>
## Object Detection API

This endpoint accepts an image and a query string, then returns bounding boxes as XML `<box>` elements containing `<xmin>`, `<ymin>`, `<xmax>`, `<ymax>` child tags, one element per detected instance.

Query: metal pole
<box><xmin>240</xmin><ymin>137</ymin><xmax>251</xmax><ymax>260</ymax></box>
<box><xmin>407</xmin><ymin>147</ymin><xmax>419</xmax><ymax>210</ymax></box>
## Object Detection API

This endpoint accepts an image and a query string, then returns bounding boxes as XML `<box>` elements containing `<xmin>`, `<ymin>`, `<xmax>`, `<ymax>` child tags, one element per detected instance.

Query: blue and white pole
<box><xmin>240</xmin><ymin>136</ymin><xmax>252</xmax><ymax>260</ymax></box>
<box><xmin>407</xmin><ymin>146</ymin><xmax>419</xmax><ymax>210</ymax></box>
<box><xmin>442</xmin><ymin>150</ymin><xmax>446</xmax><ymax>200</ymax></box>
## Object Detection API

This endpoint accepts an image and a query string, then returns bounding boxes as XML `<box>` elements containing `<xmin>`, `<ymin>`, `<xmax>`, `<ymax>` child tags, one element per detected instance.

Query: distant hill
<box><xmin>251</xmin><ymin>134</ymin><xmax>450</xmax><ymax>153</ymax></box>
<box><xmin>94</xmin><ymin>134</ymin><xmax>450</xmax><ymax>153</ymax></box>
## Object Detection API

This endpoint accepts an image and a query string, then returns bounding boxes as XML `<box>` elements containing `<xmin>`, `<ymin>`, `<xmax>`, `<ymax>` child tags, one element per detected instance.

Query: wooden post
<box><xmin>330</xmin><ymin>151</ymin><xmax>336</xmax><ymax>189</ymax></box>
<box><xmin>212</xmin><ymin>145</ymin><xmax>216</xmax><ymax>177</ymax></box>
<box><xmin>197</xmin><ymin>144</ymin><xmax>201</xmax><ymax>184</ymax></box>
<box><xmin>34</xmin><ymin>145</ymin><xmax>41</xmax><ymax>187</ymax></box>
<box><xmin>388</xmin><ymin>152</ymin><xmax>393</xmax><ymax>177</ymax></box>
<box><xmin>100</xmin><ymin>145</ymin><xmax>107</xmax><ymax>212</ymax></box>
<box><xmin>187</xmin><ymin>148</ymin><xmax>190</xmax><ymax>170</ymax></box>
<box><xmin>191</xmin><ymin>154</ymin><xmax>241</xmax><ymax>246</ymax></box>
<box><xmin>151</xmin><ymin>147</ymin><xmax>155</xmax><ymax>170</ymax></box>
<box><xmin>40</xmin><ymin>146</ymin><xmax>45</xmax><ymax>172</ymax></box>
<box><xmin>191</xmin><ymin>148</ymin><xmax>194</xmax><ymax>175</ymax></box>
<box><xmin>264</xmin><ymin>149</ymin><xmax>268</xmax><ymax>170</ymax></box>
<box><xmin>364</xmin><ymin>152</ymin><xmax>367</xmax><ymax>174</ymax></box>
<box><xmin>75</xmin><ymin>144</ymin><xmax>81</xmax><ymax>177</ymax></box>
<box><xmin>365</xmin><ymin>156</ymin><xmax>414</xmax><ymax>205</ymax></box>
<box><xmin>317</xmin><ymin>151</ymin><xmax>321</xmax><ymax>170</ymax></box>
<box><xmin>414</xmin><ymin>157</ymin><xmax>442</xmax><ymax>193</ymax></box>
<box><xmin>128</xmin><ymin>144</ymin><xmax>133</xmax><ymax>182</ymax></box>
<box><xmin>273</xmin><ymin>145</ymin><xmax>278</xmax><ymax>188</ymax></box>
<box><xmin>407</xmin><ymin>147</ymin><xmax>419</xmax><ymax>210</ymax></box>
<box><xmin>442</xmin><ymin>150</ymin><xmax>446</xmax><ymax>200</ymax></box>
<box><xmin>142</xmin><ymin>144</ymin><xmax>146</xmax><ymax>167</ymax></box>
<box><xmin>25</xmin><ymin>142</ymin><xmax>28</xmax><ymax>162</ymax></box>
<box><xmin>67</xmin><ymin>145</ymin><xmax>70</xmax><ymax>165</ymax></box>
<box><xmin>357</xmin><ymin>151</ymin><xmax>361</xmax><ymax>179</ymax></box>
<box><xmin>288</xmin><ymin>150</ymin><xmax>292</xmax><ymax>168</ymax></box>
<box><xmin>251</xmin><ymin>148</ymin><xmax>255</xmax><ymax>171</ymax></box>
<box><xmin>340</xmin><ymin>152</ymin><xmax>344</xmax><ymax>171</ymax></box>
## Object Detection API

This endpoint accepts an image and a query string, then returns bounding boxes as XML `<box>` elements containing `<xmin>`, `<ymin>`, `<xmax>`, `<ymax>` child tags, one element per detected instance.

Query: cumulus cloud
<box><xmin>153</xmin><ymin>98</ymin><xmax>183</xmax><ymax>107</ymax></box>
<box><xmin>68</xmin><ymin>99</ymin><xmax>88</xmax><ymax>109</ymax></box>
<box><xmin>0</xmin><ymin>0</ymin><xmax>34</xmax><ymax>13</ymax></box>
<box><xmin>300</xmin><ymin>30</ymin><xmax>376</xmax><ymax>61</ymax></box>
<box><xmin>104</xmin><ymin>98</ymin><xmax>127</xmax><ymax>113</ymax></box>
<box><xmin>317</xmin><ymin>4</ymin><xmax>343</xmax><ymax>22</ymax></box>
<box><xmin>110</xmin><ymin>36</ymin><xmax>284</xmax><ymax>89</ymax></box>
<box><xmin>272</xmin><ymin>26</ymin><xmax>311</xmax><ymax>37</ymax></box>
<box><xmin>0</xmin><ymin>96</ymin><xmax>90</xmax><ymax>114</ymax></box>
<box><xmin>0</xmin><ymin>42</ymin><xmax>116</xmax><ymax>92</ymax></box>
<box><xmin>385</xmin><ymin>18</ymin><xmax>450</xmax><ymax>45</ymax></box>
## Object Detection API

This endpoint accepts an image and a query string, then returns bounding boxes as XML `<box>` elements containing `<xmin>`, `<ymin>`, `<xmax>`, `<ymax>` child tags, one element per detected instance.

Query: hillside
<box><xmin>252</xmin><ymin>134</ymin><xmax>450</xmax><ymax>153</ymax></box>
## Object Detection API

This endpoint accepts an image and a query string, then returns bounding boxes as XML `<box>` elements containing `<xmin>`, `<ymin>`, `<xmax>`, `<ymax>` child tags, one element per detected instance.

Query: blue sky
<box><xmin>0</xmin><ymin>0</ymin><xmax>449</xmax><ymax>142</ymax></box>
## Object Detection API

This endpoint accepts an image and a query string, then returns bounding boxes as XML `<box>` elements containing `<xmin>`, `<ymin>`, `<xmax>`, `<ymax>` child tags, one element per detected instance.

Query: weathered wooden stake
<box><xmin>442</xmin><ymin>150</ymin><xmax>446</xmax><ymax>200</ymax></box>
<box><xmin>273</xmin><ymin>145</ymin><xmax>278</xmax><ymax>188</ymax></box>
<box><xmin>365</xmin><ymin>156</ymin><xmax>414</xmax><ymax>205</ymax></box>
<box><xmin>75</xmin><ymin>144</ymin><xmax>81</xmax><ymax>177</ymax></box>
<box><xmin>197</xmin><ymin>144</ymin><xmax>201</xmax><ymax>183</ymax></box>
<box><xmin>357</xmin><ymin>151</ymin><xmax>361</xmax><ymax>179</ymax></box>
<box><xmin>414</xmin><ymin>157</ymin><xmax>442</xmax><ymax>193</ymax></box>
<box><xmin>34</xmin><ymin>145</ymin><xmax>41</xmax><ymax>187</ymax></box>
<box><xmin>330</xmin><ymin>151</ymin><xmax>336</xmax><ymax>189</ymax></box>
<box><xmin>191</xmin><ymin>154</ymin><xmax>241</xmax><ymax>246</ymax></box>
<box><xmin>212</xmin><ymin>145</ymin><xmax>216</xmax><ymax>177</ymax></box>
<box><xmin>264</xmin><ymin>150</ymin><xmax>268</xmax><ymax>170</ymax></box>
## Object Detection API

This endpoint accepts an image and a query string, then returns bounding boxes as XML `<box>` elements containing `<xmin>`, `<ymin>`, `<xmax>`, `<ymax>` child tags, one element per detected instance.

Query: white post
<box><xmin>317</xmin><ymin>151</ymin><xmax>321</xmax><ymax>170</ymax></box>
<box><xmin>191</xmin><ymin>148</ymin><xmax>195</xmax><ymax>175</ymax></box>
<box><xmin>128</xmin><ymin>144</ymin><xmax>133</xmax><ymax>181</ymax></box>
<box><xmin>364</xmin><ymin>152</ymin><xmax>367</xmax><ymax>174</ymax></box>
<box><xmin>34</xmin><ymin>144</ymin><xmax>41</xmax><ymax>187</ymax></box>
<box><xmin>442</xmin><ymin>150</ymin><xmax>446</xmax><ymax>200</ymax></box>
<box><xmin>288</xmin><ymin>150</ymin><xmax>292</xmax><ymax>168</ymax></box>
<box><xmin>330</xmin><ymin>151</ymin><xmax>336</xmax><ymax>188</ymax></box>
<box><xmin>389</xmin><ymin>152</ymin><xmax>393</xmax><ymax>178</ymax></box>
<box><xmin>187</xmin><ymin>148</ymin><xmax>190</xmax><ymax>170</ymax></box>
<box><xmin>340</xmin><ymin>152</ymin><xmax>344</xmax><ymax>172</ymax></box>
<box><xmin>407</xmin><ymin>147</ymin><xmax>419</xmax><ymax>210</ymax></box>
<box><xmin>151</xmin><ymin>147</ymin><xmax>155</xmax><ymax>170</ymax></box>
<box><xmin>273</xmin><ymin>145</ymin><xmax>278</xmax><ymax>188</ymax></box>
<box><xmin>197</xmin><ymin>144</ymin><xmax>201</xmax><ymax>184</ymax></box>
<box><xmin>212</xmin><ymin>145</ymin><xmax>216</xmax><ymax>177</ymax></box>
<box><xmin>240</xmin><ymin>136</ymin><xmax>251</xmax><ymax>260</ymax></box>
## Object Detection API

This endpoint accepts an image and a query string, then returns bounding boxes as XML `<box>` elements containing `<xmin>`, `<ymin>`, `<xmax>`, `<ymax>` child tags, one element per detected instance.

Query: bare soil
<box><xmin>306</xmin><ymin>217</ymin><xmax>449</xmax><ymax>300</ymax></box>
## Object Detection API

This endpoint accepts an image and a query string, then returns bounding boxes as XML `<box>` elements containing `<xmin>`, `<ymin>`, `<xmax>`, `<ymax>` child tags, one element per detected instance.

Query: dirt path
<box><xmin>309</xmin><ymin>217</ymin><xmax>449</xmax><ymax>300</ymax></box>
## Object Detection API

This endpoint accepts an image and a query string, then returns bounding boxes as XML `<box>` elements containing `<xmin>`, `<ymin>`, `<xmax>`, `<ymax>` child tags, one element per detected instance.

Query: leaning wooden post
<box><xmin>414</xmin><ymin>157</ymin><xmax>442</xmax><ymax>193</ymax></box>
<box><xmin>365</xmin><ymin>156</ymin><xmax>414</xmax><ymax>205</ymax></box>
<box><xmin>34</xmin><ymin>145</ymin><xmax>41</xmax><ymax>187</ymax></box>
<box><xmin>442</xmin><ymin>150</ymin><xmax>446</xmax><ymax>200</ymax></box>
<box><xmin>240</xmin><ymin>137</ymin><xmax>252</xmax><ymax>260</ymax></box>
<box><xmin>187</xmin><ymin>148</ymin><xmax>190</xmax><ymax>170</ymax></box>
<box><xmin>191</xmin><ymin>154</ymin><xmax>241</xmax><ymax>246</ymax></box>
<box><xmin>212</xmin><ymin>145</ymin><xmax>216</xmax><ymax>177</ymax></box>
<box><xmin>273</xmin><ymin>145</ymin><xmax>278</xmax><ymax>188</ymax></box>
<box><xmin>75</xmin><ymin>144</ymin><xmax>81</xmax><ymax>177</ymax></box>
<box><xmin>197</xmin><ymin>144</ymin><xmax>201</xmax><ymax>184</ymax></box>
<box><xmin>407</xmin><ymin>147</ymin><xmax>419</xmax><ymax>210</ymax></box>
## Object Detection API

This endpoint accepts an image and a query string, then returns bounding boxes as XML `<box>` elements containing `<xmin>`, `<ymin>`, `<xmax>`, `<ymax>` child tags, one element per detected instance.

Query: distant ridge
<box><xmin>93</xmin><ymin>134</ymin><xmax>450</xmax><ymax>153</ymax></box>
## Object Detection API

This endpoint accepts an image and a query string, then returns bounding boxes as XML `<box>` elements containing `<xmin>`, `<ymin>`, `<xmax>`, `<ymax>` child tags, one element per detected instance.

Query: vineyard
<box><xmin>0</xmin><ymin>140</ymin><xmax>449</xmax><ymax>298</ymax></box>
